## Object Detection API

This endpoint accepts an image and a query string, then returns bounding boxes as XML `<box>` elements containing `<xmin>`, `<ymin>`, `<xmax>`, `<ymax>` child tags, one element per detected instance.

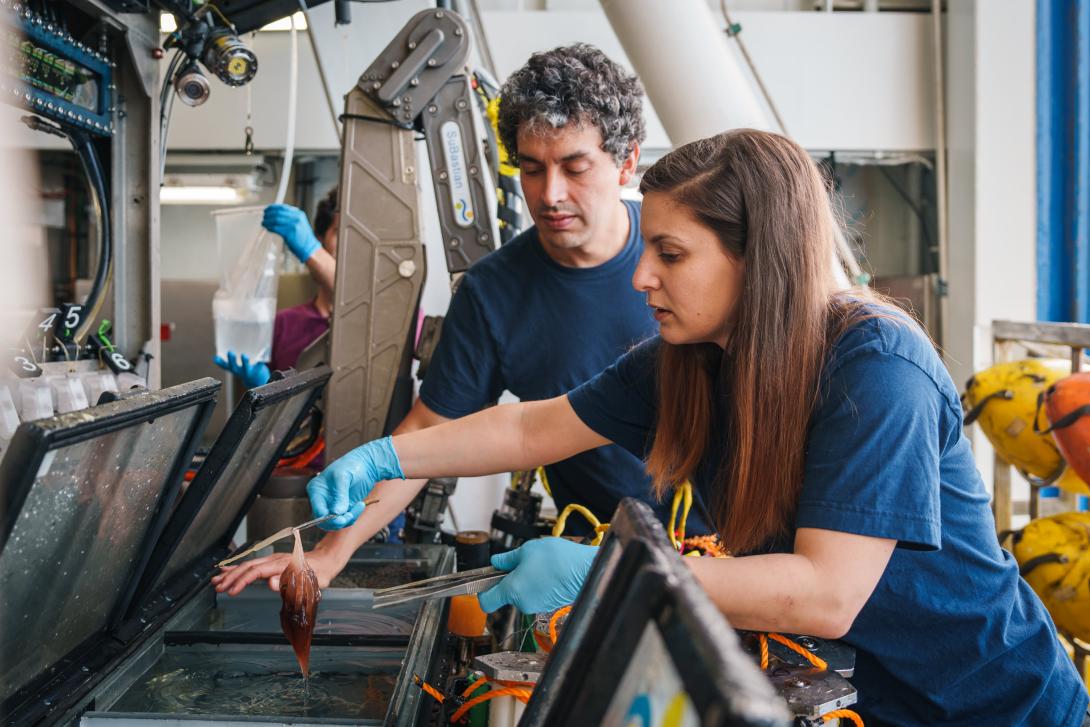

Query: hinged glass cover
<box><xmin>141</xmin><ymin>366</ymin><xmax>331</xmax><ymax>601</ymax></box>
<box><xmin>0</xmin><ymin>379</ymin><xmax>219</xmax><ymax>703</ymax></box>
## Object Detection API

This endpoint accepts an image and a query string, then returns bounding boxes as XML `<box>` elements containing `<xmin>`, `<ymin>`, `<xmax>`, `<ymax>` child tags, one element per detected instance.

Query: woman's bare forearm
<box><xmin>686</xmin><ymin>528</ymin><xmax>895</xmax><ymax>639</ymax></box>
<box><xmin>393</xmin><ymin>395</ymin><xmax>609</xmax><ymax>480</ymax></box>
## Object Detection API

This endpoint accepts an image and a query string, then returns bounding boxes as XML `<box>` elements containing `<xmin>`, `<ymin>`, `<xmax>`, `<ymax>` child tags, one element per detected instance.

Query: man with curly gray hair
<box><xmin>213</xmin><ymin>44</ymin><xmax>709</xmax><ymax>599</ymax></box>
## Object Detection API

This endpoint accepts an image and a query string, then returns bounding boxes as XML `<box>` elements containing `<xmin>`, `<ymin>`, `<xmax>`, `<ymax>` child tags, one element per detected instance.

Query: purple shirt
<box><xmin>271</xmin><ymin>300</ymin><xmax>329</xmax><ymax>372</ymax></box>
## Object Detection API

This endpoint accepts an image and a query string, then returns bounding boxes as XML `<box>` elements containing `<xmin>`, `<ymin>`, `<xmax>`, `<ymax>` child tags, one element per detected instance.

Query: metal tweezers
<box><xmin>371</xmin><ymin>566</ymin><xmax>506</xmax><ymax>610</ymax></box>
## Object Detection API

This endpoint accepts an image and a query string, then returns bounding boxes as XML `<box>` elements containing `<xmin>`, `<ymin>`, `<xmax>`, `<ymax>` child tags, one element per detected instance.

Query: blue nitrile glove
<box><xmin>262</xmin><ymin>203</ymin><xmax>321</xmax><ymax>263</ymax></box>
<box><xmin>213</xmin><ymin>351</ymin><xmax>271</xmax><ymax>388</ymax></box>
<box><xmin>477</xmin><ymin>538</ymin><xmax>597</xmax><ymax>614</ymax></box>
<box><xmin>306</xmin><ymin>436</ymin><xmax>405</xmax><ymax>530</ymax></box>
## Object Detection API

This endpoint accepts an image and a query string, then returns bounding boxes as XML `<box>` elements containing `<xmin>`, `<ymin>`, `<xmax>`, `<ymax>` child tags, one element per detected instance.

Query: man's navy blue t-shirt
<box><xmin>568</xmin><ymin>311</ymin><xmax>1087</xmax><ymax>726</ymax></box>
<box><xmin>419</xmin><ymin>200</ymin><xmax>710</xmax><ymax>535</ymax></box>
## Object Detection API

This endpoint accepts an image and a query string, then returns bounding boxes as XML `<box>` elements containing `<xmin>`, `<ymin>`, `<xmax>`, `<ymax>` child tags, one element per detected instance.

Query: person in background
<box><xmin>214</xmin><ymin>186</ymin><xmax>338</xmax><ymax>386</ymax></box>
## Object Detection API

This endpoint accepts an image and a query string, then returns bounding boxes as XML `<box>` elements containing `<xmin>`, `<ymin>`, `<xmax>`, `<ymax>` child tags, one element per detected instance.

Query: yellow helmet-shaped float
<box><xmin>962</xmin><ymin>359</ymin><xmax>1089</xmax><ymax>495</ymax></box>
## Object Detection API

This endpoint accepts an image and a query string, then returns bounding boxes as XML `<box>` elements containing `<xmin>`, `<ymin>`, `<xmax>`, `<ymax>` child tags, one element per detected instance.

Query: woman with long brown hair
<box><xmin>304</xmin><ymin>130</ymin><xmax>1086</xmax><ymax>725</ymax></box>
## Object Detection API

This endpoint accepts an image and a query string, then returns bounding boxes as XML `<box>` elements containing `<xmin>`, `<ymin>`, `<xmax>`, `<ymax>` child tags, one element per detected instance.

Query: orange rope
<box><xmin>548</xmin><ymin>605</ymin><xmax>573</xmax><ymax>645</ymax></box>
<box><xmin>681</xmin><ymin>534</ymin><xmax>729</xmax><ymax>558</ymax></box>
<box><xmin>450</xmin><ymin>687</ymin><xmax>532</xmax><ymax>723</ymax></box>
<box><xmin>412</xmin><ymin>673</ymin><xmax>445</xmax><ymax>704</ymax></box>
<box><xmin>757</xmin><ymin>634</ymin><xmax>849</xmax><ymax>723</ymax></box>
<box><xmin>461</xmin><ymin>676</ymin><xmax>490</xmax><ymax>699</ymax></box>
<box><xmin>279</xmin><ymin>438</ymin><xmax>325</xmax><ymax>468</ymax></box>
<box><xmin>767</xmin><ymin>633</ymin><xmax>828</xmax><ymax>671</ymax></box>
<box><xmin>823</xmin><ymin>709</ymin><xmax>864</xmax><ymax>726</ymax></box>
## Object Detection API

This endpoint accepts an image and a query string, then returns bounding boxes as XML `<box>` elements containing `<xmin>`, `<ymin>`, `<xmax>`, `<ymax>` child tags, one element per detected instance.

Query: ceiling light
<box><xmin>160</xmin><ymin>186</ymin><xmax>243</xmax><ymax>205</ymax></box>
<box><xmin>160</xmin><ymin>172</ymin><xmax>259</xmax><ymax>205</ymax></box>
<box><xmin>260</xmin><ymin>13</ymin><xmax>308</xmax><ymax>31</ymax></box>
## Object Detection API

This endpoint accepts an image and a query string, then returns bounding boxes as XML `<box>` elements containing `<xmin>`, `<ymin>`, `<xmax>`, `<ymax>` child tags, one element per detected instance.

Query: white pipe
<box><xmin>931</xmin><ymin>0</ymin><xmax>949</xmax><ymax>348</ymax></box>
<box><xmin>298</xmin><ymin>0</ymin><xmax>342</xmax><ymax>141</ymax></box>
<box><xmin>274</xmin><ymin>14</ymin><xmax>299</xmax><ymax>204</ymax></box>
<box><xmin>600</xmin><ymin>0</ymin><xmax>774</xmax><ymax>146</ymax></box>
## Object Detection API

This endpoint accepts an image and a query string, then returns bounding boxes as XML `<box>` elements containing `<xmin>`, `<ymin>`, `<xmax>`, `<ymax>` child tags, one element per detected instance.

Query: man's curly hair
<box><xmin>498</xmin><ymin>43</ymin><xmax>646</xmax><ymax>167</ymax></box>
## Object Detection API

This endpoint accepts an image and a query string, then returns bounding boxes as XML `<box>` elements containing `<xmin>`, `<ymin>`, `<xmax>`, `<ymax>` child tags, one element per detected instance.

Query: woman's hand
<box><xmin>213</xmin><ymin>351</ymin><xmax>270</xmax><ymax>388</ymax></box>
<box><xmin>477</xmin><ymin>537</ymin><xmax>598</xmax><ymax>614</ymax></box>
<box><xmin>263</xmin><ymin>204</ymin><xmax>321</xmax><ymax>263</ymax></box>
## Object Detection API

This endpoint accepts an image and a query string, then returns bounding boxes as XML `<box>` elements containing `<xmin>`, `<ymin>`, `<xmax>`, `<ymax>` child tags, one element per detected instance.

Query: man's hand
<box><xmin>263</xmin><ymin>204</ymin><xmax>321</xmax><ymax>263</ymax></box>
<box><xmin>307</xmin><ymin>436</ymin><xmax>405</xmax><ymax>529</ymax></box>
<box><xmin>212</xmin><ymin>546</ymin><xmax>344</xmax><ymax>595</ymax></box>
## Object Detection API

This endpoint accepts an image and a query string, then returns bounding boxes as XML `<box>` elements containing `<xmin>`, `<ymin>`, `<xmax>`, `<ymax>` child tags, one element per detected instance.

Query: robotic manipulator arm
<box><xmin>324</xmin><ymin>9</ymin><xmax>502</xmax><ymax>541</ymax></box>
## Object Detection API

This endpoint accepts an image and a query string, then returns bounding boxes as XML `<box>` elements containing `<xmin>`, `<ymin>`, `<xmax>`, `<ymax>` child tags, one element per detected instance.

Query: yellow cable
<box><xmin>553</xmin><ymin>504</ymin><xmax>599</xmax><ymax>535</ymax></box>
<box><xmin>669</xmin><ymin>481</ymin><xmax>693</xmax><ymax>551</ymax></box>
<box><xmin>551</xmin><ymin>503</ymin><xmax>610</xmax><ymax>545</ymax></box>
<box><xmin>535</xmin><ymin>466</ymin><xmax>552</xmax><ymax>497</ymax></box>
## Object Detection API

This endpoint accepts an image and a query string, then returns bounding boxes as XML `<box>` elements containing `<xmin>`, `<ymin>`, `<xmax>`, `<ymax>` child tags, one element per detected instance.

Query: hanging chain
<box><xmin>243</xmin><ymin>36</ymin><xmax>255</xmax><ymax>155</ymax></box>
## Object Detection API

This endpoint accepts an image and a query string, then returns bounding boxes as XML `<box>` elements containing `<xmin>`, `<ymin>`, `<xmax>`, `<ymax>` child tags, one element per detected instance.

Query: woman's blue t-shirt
<box><xmin>567</xmin><ymin>312</ymin><xmax>1087</xmax><ymax>726</ymax></box>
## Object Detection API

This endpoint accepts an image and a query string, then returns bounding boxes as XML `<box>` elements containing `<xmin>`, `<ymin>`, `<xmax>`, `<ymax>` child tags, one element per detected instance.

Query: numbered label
<box><xmin>9</xmin><ymin>355</ymin><xmax>42</xmax><ymax>378</ymax></box>
<box><xmin>106</xmin><ymin>350</ymin><xmax>133</xmax><ymax>373</ymax></box>
<box><xmin>55</xmin><ymin>304</ymin><xmax>85</xmax><ymax>341</ymax></box>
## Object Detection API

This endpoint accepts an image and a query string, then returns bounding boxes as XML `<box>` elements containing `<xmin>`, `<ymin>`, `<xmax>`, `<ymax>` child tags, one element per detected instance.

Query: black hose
<box><xmin>21</xmin><ymin>116</ymin><xmax>112</xmax><ymax>343</ymax></box>
<box><xmin>160</xmin><ymin>50</ymin><xmax>185</xmax><ymax>178</ymax></box>
<box><xmin>71</xmin><ymin>130</ymin><xmax>112</xmax><ymax>342</ymax></box>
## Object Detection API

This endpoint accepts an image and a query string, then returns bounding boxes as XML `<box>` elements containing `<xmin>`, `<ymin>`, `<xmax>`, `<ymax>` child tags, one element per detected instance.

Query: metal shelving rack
<box><xmin>990</xmin><ymin>319</ymin><xmax>1090</xmax><ymax>678</ymax></box>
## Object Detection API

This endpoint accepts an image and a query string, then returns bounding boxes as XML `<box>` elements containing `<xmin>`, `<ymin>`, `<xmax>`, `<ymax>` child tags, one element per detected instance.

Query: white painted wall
<box><xmin>164</xmin><ymin>6</ymin><xmax>936</xmax><ymax>153</ymax></box>
<box><xmin>945</xmin><ymin>0</ymin><xmax>1037</xmax><ymax>504</ymax></box>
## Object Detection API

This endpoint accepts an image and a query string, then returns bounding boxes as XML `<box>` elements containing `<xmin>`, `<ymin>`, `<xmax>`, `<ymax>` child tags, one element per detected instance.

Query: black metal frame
<box><xmin>0</xmin><ymin>378</ymin><xmax>218</xmax><ymax>552</ymax></box>
<box><xmin>520</xmin><ymin>499</ymin><xmax>790</xmax><ymax>727</ymax></box>
<box><xmin>0</xmin><ymin>378</ymin><xmax>220</xmax><ymax>725</ymax></box>
<box><xmin>563</xmin><ymin>564</ymin><xmax>788</xmax><ymax>726</ymax></box>
<box><xmin>127</xmin><ymin>365</ymin><xmax>332</xmax><ymax>622</ymax></box>
<box><xmin>518</xmin><ymin>498</ymin><xmax>662</xmax><ymax>724</ymax></box>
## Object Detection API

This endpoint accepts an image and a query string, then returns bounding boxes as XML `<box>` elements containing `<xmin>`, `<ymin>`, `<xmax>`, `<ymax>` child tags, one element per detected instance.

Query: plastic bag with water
<box><xmin>211</xmin><ymin>206</ymin><xmax>282</xmax><ymax>362</ymax></box>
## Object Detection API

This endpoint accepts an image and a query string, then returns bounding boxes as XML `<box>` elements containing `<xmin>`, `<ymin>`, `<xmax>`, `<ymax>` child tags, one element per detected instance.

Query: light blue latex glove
<box><xmin>262</xmin><ymin>203</ymin><xmax>321</xmax><ymax>263</ymax></box>
<box><xmin>213</xmin><ymin>351</ymin><xmax>271</xmax><ymax>388</ymax></box>
<box><xmin>477</xmin><ymin>537</ymin><xmax>597</xmax><ymax>614</ymax></box>
<box><xmin>306</xmin><ymin>436</ymin><xmax>405</xmax><ymax>530</ymax></box>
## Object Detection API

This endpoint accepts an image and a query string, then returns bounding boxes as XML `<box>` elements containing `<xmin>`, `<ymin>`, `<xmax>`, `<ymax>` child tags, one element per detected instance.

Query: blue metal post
<box><xmin>1037</xmin><ymin>0</ymin><xmax>1090</xmax><ymax>323</ymax></box>
<box><xmin>1076</xmin><ymin>0</ymin><xmax>1090</xmax><ymax>324</ymax></box>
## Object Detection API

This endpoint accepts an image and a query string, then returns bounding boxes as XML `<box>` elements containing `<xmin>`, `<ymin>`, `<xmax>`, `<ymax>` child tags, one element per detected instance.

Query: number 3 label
<box><xmin>10</xmin><ymin>355</ymin><xmax>42</xmax><ymax>378</ymax></box>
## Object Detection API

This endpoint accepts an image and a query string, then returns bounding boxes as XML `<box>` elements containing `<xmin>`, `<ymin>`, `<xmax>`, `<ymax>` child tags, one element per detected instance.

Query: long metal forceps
<box><xmin>371</xmin><ymin>566</ymin><xmax>506</xmax><ymax>609</ymax></box>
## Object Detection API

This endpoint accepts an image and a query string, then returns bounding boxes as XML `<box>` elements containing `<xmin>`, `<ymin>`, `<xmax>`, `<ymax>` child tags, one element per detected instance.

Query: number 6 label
<box><xmin>107</xmin><ymin>351</ymin><xmax>133</xmax><ymax>372</ymax></box>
